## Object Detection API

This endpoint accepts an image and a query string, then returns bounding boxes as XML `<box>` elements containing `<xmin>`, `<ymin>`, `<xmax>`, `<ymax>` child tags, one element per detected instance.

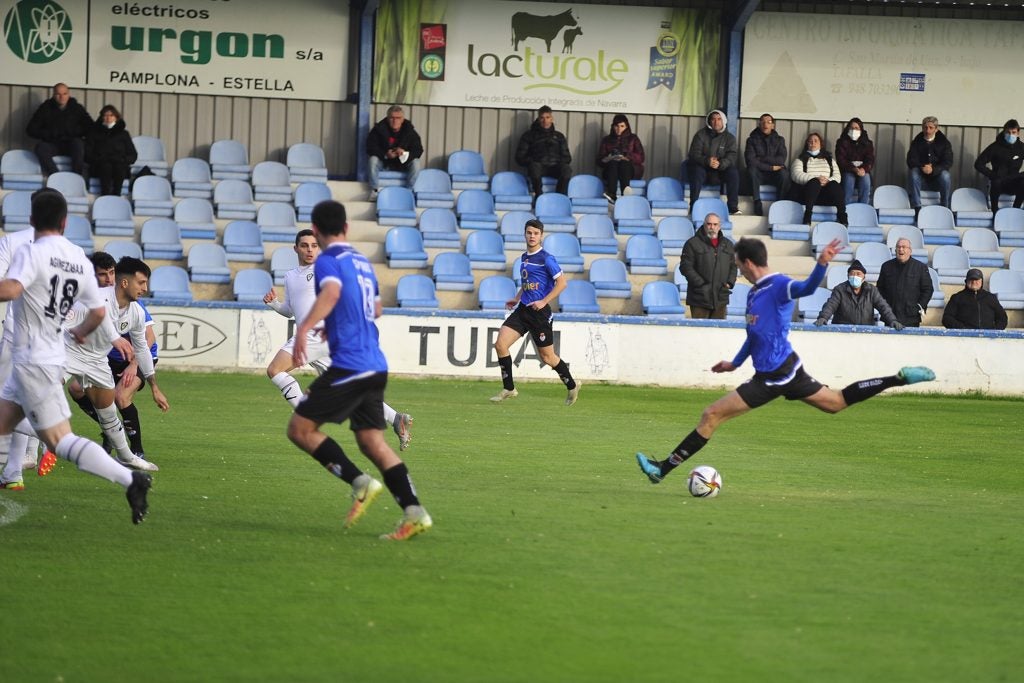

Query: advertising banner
<box><xmin>1</xmin><ymin>0</ymin><xmax>348</xmax><ymax>100</ymax></box>
<box><xmin>742</xmin><ymin>12</ymin><xmax>1022</xmax><ymax>127</ymax></box>
<box><xmin>373</xmin><ymin>0</ymin><xmax>721</xmax><ymax>116</ymax></box>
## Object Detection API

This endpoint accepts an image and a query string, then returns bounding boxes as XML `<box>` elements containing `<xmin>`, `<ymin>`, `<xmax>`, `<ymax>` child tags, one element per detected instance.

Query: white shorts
<box><xmin>281</xmin><ymin>333</ymin><xmax>331</xmax><ymax>373</ymax></box>
<box><xmin>0</xmin><ymin>364</ymin><xmax>71</xmax><ymax>431</ymax></box>
<box><xmin>0</xmin><ymin>337</ymin><xmax>12</xmax><ymax>382</ymax></box>
<box><xmin>64</xmin><ymin>348</ymin><xmax>116</xmax><ymax>390</ymax></box>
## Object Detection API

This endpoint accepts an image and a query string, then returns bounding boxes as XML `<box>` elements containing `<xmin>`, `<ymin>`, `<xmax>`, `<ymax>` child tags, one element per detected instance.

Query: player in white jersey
<box><xmin>0</xmin><ymin>189</ymin><xmax>151</xmax><ymax>524</ymax></box>
<box><xmin>264</xmin><ymin>229</ymin><xmax>415</xmax><ymax>450</ymax></box>
<box><xmin>63</xmin><ymin>256</ymin><xmax>167</xmax><ymax>472</ymax></box>
<box><xmin>0</xmin><ymin>226</ymin><xmax>50</xmax><ymax>487</ymax></box>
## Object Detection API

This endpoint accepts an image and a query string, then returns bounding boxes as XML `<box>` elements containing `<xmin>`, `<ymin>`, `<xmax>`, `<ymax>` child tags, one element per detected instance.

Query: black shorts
<box><xmin>503</xmin><ymin>303</ymin><xmax>555</xmax><ymax>348</ymax></box>
<box><xmin>108</xmin><ymin>357</ymin><xmax>157</xmax><ymax>389</ymax></box>
<box><xmin>294</xmin><ymin>367</ymin><xmax>387</xmax><ymax>431</ymax></box>
<box><xmin>736</xmin><ymin>352</ymin><xmax>823</xmax><ymax>409</ymax></box>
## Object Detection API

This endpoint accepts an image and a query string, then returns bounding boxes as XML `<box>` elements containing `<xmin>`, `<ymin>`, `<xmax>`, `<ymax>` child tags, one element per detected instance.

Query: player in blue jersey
<box><xmin>636</xmin><ymin>237</ymin><xmax>936</xmax><ymax>484</ymax></box>
<box><xmin>286</xmin><ymin>200</ymin><xmax>431</xmax><ymax>540</ymax></box>
<box><xmin>491</xmin><ymin>219</ymin><xmax>580</xmax><ymax>405</ymax></box>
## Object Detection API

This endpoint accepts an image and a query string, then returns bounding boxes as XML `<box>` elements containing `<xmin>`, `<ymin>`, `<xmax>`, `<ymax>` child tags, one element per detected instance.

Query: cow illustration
<box><xmin>562</xmin><ymin>26</ymin><xmax>583</xmax><ymax>54</ymax></box>
<box><xmin>511</xmin><ymin>8</ymin><xmax>578</xmax><ymax>53</ymax></box>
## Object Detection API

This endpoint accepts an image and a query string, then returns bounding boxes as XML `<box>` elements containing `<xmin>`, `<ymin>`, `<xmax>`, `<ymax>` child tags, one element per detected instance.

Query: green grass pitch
<box><xmin>1</xmin><ymin>372</ymin><xmax>1021</xmax><ymax>682</ymax></box>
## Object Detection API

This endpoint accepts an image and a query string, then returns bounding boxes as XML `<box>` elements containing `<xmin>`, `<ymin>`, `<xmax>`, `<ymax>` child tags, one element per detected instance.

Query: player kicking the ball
<box><xmin>265</xmin><ymin>229</ymin><xmax>414</xmax><ymax>450</ymax></box>
<box><xmin>636</xmin><ymin>237</ymin><xmax>935</xmax><ymax>484</ymax></box>
<box><xmin>286</xmin><ymin>201</ymin><xmax>431</xmax><ymax>540</ymax></box>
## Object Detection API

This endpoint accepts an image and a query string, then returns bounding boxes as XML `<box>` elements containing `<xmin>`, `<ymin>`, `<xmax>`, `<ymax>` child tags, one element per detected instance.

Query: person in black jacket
<box><xmin>366</xmin><ymin>105</ymin><xmax>424</xmax><ymax>200</ymax></box>
<box><xmin>515</xmin><ymin>105</ymin><xmax>572</xmax><ymax>197</ymax></box>
<box><xmin>906</xmin><ymin>116</ymin><xmax>954</xmax><ymax>211</ymax></box>
<box><xmin>679</xmin><ymin>213</ymin><xmax>736</xmax><ymax>319</ymax></box>
<box><xmin>744</xmin><ymin>113</ymin><xmax>790</xmax><ymax>216</ymax></box>
<box><xmin>876</xmin><ymin>238</ymin><xmax>934</xmax><ymax>327</ymax></box>
<box><xmin>974</xmin><ymin>119</ymin><xmax>1024</xmax><ymax>211</ymax></box>
<box><xmin>25</xmin><ymin>83</ymin><xmax>92</xmax><ymax>177</ymax></box>
<box><xmin>85</xmin><ymin>105</ymin><xmax>138</xmax><ymax>196</ymax></box>
<box><xmin>942</xmin><ymin>269</ymin><xmax>1008</xmax><ymax>330</ymax></box>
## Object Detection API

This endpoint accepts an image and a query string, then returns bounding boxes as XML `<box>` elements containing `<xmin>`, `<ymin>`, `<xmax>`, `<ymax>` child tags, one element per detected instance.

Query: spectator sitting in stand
<box><xmin>790</xmin><ymin>132</ymin><xmax>847</xmax><ymax>226</ymax></box>
<box><xmin>515</xmin><ymin>105</ymin><xmax>572</xmax><ymax>198</ymax></box>
<box><xmin>906</xmin><ymin>116</ymin><xmax>953</xmax><ymax>213</ymax></box>
<box><xmin>835</xmin><ymin>117</ymin><xmax>875</xmax><ymax>205</ymax></box>
<box><xmin>814</xmin><ymin>259</ymin><xmax>902</xmax><ymax>329</ymax></box>
<box><xmin>596</xmin><ymin>114</ymin><xmax>644</xmax><ymax>202</ymax></box>
<box><xmin>366</xmin><ymin>105</ymin><xmax>424</xmax><ymax>201</ymax></box>
<box><xmin>942</xmin><ymin>269</ymin><xmax>1008</xmax><ymax>330</ymax></box>
<box><xmin>85</xmin><ymin>105</ymin><xmax>138</xmax><ymax>197</ymax></box>
<box><xmin>25</xmin><ymin>82</ymin><xmax>92</xmax><ymax>178</ymax></box>
<box><xmin>684</xmin><ymin>109</ymin><xmax>740</xmax><ymax>214</ymax></box>
<box><xmin>974</xmin><ymin>118</ymin><xmax>1024</xmax><ymax>211</ymax></box>
<box><xmin>744</xmin><ymin>113</ymin><xmax>790</xmax><ymax>216</ymax></box>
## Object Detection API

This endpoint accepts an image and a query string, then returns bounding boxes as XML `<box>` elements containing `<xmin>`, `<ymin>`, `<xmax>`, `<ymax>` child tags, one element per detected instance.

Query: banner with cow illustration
<box><xmin>373</xmin><ymin>0</ymin><xmax>720</xmax><ymax>116</ymax></box>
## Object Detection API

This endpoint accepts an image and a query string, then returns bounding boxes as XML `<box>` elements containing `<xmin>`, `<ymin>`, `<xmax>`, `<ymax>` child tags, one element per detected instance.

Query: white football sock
<box><xmin>24</xmin><ymin>436</ymin><xmax>40</xmax><ymax>468</ymax></box>
<box><xmin>0</xmin><ymin>434</ymin><xmax>15</xmax><ymax>481</ymax></box>
<box><xmin>382</xmin><ymin>402</ymin><xmax>397</xmax><ymax>425</ymax></box>
<box><xmin>56</xmin><ymin>432</ymin><xmax>133</xmax><ymax>487</ymax></box>
<box><xmin>271</xmin><ymin>372</ymin><xmax>302</xmax><ymax>408</ymax></box>
<box><xmin>96</xmin><ymin>403</ymin><xmax>135</xmax><ymax>460</ymax></box>
<box><xmin>0</xmin><ymin>419</ymin><xmax>33</xmax><ymax>481</ymax></box>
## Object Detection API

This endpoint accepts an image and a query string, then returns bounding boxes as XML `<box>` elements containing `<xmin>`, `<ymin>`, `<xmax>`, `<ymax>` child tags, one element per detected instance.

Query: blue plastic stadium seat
<box><xmin>131</xmin><ymin>135</ymin><xmax>169</xmax><ymax>177</ymax></box>
<box><xmin>432</xmin><ymin>252</ymin><xmax>475</xmax><ymax>291</ymax></box>
<box><xmin>294</xmin><ymin>182</ymin><xmax>332</xmax><ymax>223</ymax></box>
<box><xmin>174</xmin><ymin>197</ymin><xmax>217</xmax><ymax>240</ymax></box>
<box><xmin>558</xmin><ymin>279</ymin><xmax>600</xmax><ymax>313</ymax></box>
<box><xmin>613</xmin><ymin>196</ymin><xmax>656</xmax><ymax>235</ymax></box>
<box><xmin>951</xmin><ymin>188</ymin><xmax>993</xmax><ymax>229</ymax></box>
<box><xmin>209</xmin><ymin>139</ymin><xmax>251</xmax><ymax>181</ymax></box>
<box><xmin>149</xmin><ymin>265</ymin><xmax>193</xmax><ymax>302</ymax></box>
<box><xmin>1</xmin><ymin>149</ymin><xmax>44</xmax><ymax>190</ymax></box>
<box><xmin>233</xmin><ymin>268</ymin><xmax>274</xmax><ymax>303</ymax></box>
<box><xmin>257</xmin><ymin>202</ymin><xmax>299</xmax><ymax>243</ymax></box>
<box><xmin>646</xmin><ymin>177</ymin><xmax>689</xmax><ymax>217</ymax></box>
<box><xmin>768</xmin><ymin>199</ymin><xmax>810</xmax><ymax>241</ymax></box>
<box><xmin>102</xmin><ymin>239</ymin><xmax>143</xmax><ymax>262</ymax></box>
<box><xmin>413</xmin><ymin>169</ymin><xmax>455</xmax><ymax>209</ymax></box>
<box><xmin>478</xmin><ymin>275</ymin><xmax>516</xmax><ymax>310</ymax></box>
<box><xmin>690</xmin><ymin>197</ymin><xmax>733</xmax><ymax>235</ymax></box>
<box><xmin>418</xmin><ymin>208</ymin><xmax>461</xmax><ymax>249</ymax></box>
<box><xmin>490</xmin><ymin>172</ymin><xmax>532</xmax><ymax>211</ymax></box>
<box><xmin>568</xmin><ymin>174</ymin><xmax>607</xmax><ymax>215</ymax></box>
<box><xmin>92</xmin><ymin>195</ymin><xmax>135</xmax><ymax>237</ymax></box>
<box><xmin>624</xmin><ymin>234</ymin><xmax>667</xmax><ymax>275</ymax></box>
<box><xmin>396</xmin><ymin>274</ymin><xmax>439</xmax><ymax>308</ymax></box>
<box><xmin>930</xmin><ymin>244</ymin><xmax>970</xmax><ymax>284</ymax></box>
<box><xmin>252</xmin><ymin>161</ymin><xmax>293</xmax><ymax>203</ymax></box>
<box><xmin>270</xmin><ymin>246</ymin><xmax>299</xmax><ymax>285</ymax></box>
<box><xmin>873</xmin><ymin>185</ymin><xmax>916</xmax><ymax>225</ymax></box>
<box><xmin>465</xmin><ymin>230</ymin><xmax>507</xmax><ymax>270</ymax></box>
<box><xmin>499</xmin><ymin>211</ymin><xmax>534</xmax><ymax>251</ymax></box>
<box><xmin>534</xmin><ymin>192</ymin><xmax>576</xmax><ymax>233</ymax></box>
<box><xmin>990</xmin><ymin>270</ymin><xmax>1024</xmax><ymax>309</ymax></box>
<box><xmin>287</xmin><ymin>143</ymin><xmax>329</xmax><ymax>184</ymax></box>
<box><xmin>385</xmin><ymin>227</ymin><xmax>429</xmax><ymax>269</ymax></box>
<box><xmin>961</xmin><ymin>228</ymin><xmax>1005</xmax><ymax>268</ymax></box>
<box><xmin>588</xmin><ymin>258</ymin><xmax>631</xmax><ymax>299</ymax></box>
<box><xmin>656</xmin><ymin>216</ymin><xmax>695</xmax><ymax>257</ymax></box>
<box><xmin>846</xmin><ymin>203</ymin><xmax>883</xmax><ymax>243</ymax></box>
<box><xmin>447</xmin><ymin>150</ymin><xmax>489</xmax><ymax>191</ymax></box>
<box><xmin>140</xmin><ymin>218</ymin><xmax>184</xmax><ymax>261</ymax></box>
<box><xmin>811</xmin><ymin>222</ymin><xmax>853</xmax><ymax>262</ymax></box>
<box><xmin>576</xmin><ymin>214</ymin><xmax>619</xmax><ymax>255</ymax></box>
<box><xmin>1</xmin><ymin>191</ymin><xmax>33</xmax><ymax>231</ymax></box>
<box><xmin>853</xmin><ymin>241</ymin><xmax>892</xmax><ymax>278</ymax></box>
<box><xmin>916</xmin><ymin>205</ymin><xmax>960</xmax><ymax>245</ymax></box>
<box><xmin>65</xmin><ymin>215</ymin><xmax>94</xmax><ymax>254</ymax></box>
<box><xmin>46</xmin><ymin>171</ymin><xmax>90</xmax><ymax>215</ymax></box>
<box><xmin>797</xmin><ymin>287</ymin><xmax>832</xmax><ymax>321</ymax></box>
<box><xmin>543</xmin><ymin>233</ymin><xmax>584</xmax><ymax>273</ymax></box>
<box><xmin>726</xmin><ymin>283</ymin><xmax>752</xmax><ymax>320</ymax></box>
<box><xmin>171</xmin><ymin>157</ymin><xmax>214</xmax><ymax>199</ymax></box>
<box><xmin>131</xmin><ymin>175</ymin><xmax>174</xmax><ymax>218</ymax></box>
<box><xmin>224</xmin><ymin>221</ymin><xmax>266</xmax><ymax>263</ymax></box>
<box><xmin>187</xmin><ymin>243</ymin><xmax>232</xmax><ymax>284</ymax></box>
<box><xmin>376</xmin><ymin>186</ymin><xmax>418</xmax><ymax>227</ymax></box>
<box><xmin>456</xmin><ymin>189</ymin><xmax>499</xmax><ymax>231</ymax></box>
<box><xmin>642</xmin><ymin>280</ymin><xmax>685</xmax><ymax>316</ymax></box>
<box><xmin>995</xmin><ymin>207</ymin><xmax>1024</xmax><ymax>248</ymax></box>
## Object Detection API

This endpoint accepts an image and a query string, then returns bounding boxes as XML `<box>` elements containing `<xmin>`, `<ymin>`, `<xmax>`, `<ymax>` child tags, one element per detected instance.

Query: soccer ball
<box><xmin>687</xmin><ymin>465</ymin><xmax>722</xmax><ymax>498</ymax></box>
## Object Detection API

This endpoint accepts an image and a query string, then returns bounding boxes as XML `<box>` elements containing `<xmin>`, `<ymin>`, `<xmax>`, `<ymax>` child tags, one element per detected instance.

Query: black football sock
<box><xmin>382</xmin><ymin>463</ymin><xmax>420</xmax><ymax>509</ymax></box>
<box><xmin>311</xmin><ymin>438</ymin><xmax>363</xmax><ymax>484</ymax></box>
<box><xmin>552</xmin><ymin>360</ymin><xmax>576</xmax><ymax>390</ymax></box>
<box><xmin>841</xmin><ymin>375</ymin><xmax>903</xmax><ymax>407</ymax></box>
<box><xmin>119</xmin><ymin>403</ymin><xmax>144</xmax><ymax>453</ymax></box>
<box><xmin>660</xmin><ymin>430</ymin><xmax>709</xmax><ymax>477</ymax></box>
<box><xmin>498</xmin><ymin>355</ymin><xmax>515</xmax><ymax>391</ymax></box>
<box><xmin>72</xmin><ymin>394</ymin><xmax>100</xmax><ymax>423</ymax></box>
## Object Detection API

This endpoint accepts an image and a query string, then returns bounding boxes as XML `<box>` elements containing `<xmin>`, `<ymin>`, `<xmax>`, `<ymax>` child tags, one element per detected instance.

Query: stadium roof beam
<box><xmin>724</xmin><ymin>0</ymin><xmax>760</xmax><ymax>136</ymax></box>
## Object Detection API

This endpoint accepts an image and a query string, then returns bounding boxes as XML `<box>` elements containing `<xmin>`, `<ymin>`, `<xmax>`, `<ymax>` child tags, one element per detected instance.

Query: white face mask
<box><xmin>848</xmin><ymin>129</ymin><xmax>861</xmax><ymax>141</ymax></box>
<box><xmin>848</xmin><ymin>275</ymin><xmax>864</xmax><ymax>288</ymax></box>
<box><xmin>103</xmin><ymin>120</ymin><xmax>116</xmax><ymax>129</ymax></box>
<box><xmin>807</xmin><ymin>148</ymin><xmax>820</xmax><ymax>157</ymax></box>
<box><xmin>1005</xmin><ymin>133</ymin><xmax>1019</xmax><ymax>145</ymax></box>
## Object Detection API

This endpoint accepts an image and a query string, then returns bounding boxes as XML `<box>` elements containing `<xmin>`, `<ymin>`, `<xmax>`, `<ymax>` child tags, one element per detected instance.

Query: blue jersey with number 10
<box><xmin>315</xmin><ymin>243</ymin><xmax>387</xmax><ymax>373</ymax></box>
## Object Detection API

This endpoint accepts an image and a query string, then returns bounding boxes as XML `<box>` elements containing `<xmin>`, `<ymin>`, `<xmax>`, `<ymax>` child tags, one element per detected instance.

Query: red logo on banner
<box><xmin>421</xmin><ymin>24</ymin><xmax>446</xmax><ymax>51</ymax></box>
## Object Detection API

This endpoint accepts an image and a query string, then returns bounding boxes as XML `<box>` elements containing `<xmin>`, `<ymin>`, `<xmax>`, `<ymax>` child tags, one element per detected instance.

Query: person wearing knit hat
<box><xmin>814</xmin><ymin>259</ymin><xmax>903</xmax><ymax>328</ymax></box>
<box><xmin>683</xmin><ymin>108</ymin><xmax>740</xmax><ymax>214</ymax></box>
<box><xmin>942</xmin><ymin>268</ymin><xmax>1008</xmax><ymax>330</ymax></box>
<box><xmin>596</xmin><ymin>114</ymin><xmax>645</xmax><ymax>202</ymax></box>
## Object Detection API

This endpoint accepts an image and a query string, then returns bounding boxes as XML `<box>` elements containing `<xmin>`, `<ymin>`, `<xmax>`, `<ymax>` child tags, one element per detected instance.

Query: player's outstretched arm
<box><xmin>0</xmin><ymin>278</ymin><xmax>24</xmax><ymax>302</ymax></box>
<box><xmin>711</xmin><ymin>360</ymin><xmax>736</xmax><ymax>373</ymax></box>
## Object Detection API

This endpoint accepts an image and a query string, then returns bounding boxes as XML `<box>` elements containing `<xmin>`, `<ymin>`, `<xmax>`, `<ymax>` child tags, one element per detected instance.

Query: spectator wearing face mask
<box><xmin>814</xmin><ymin>259</ymin><xmax>902</xmax><ymax>328</ymax></box>
<box><xmin>84</xmin><ymin>104</ymin><xmax>137</xmax><ymax>196</ymax></box>
<box><xmin>791</xmin><ymin>132</ymin><xmax>847</xmax><ymax>225</ymax></box>
<box><xmin>974</xmin><ymin>118</ymin><xmax>1024</xmax><ymax>211</ymax></box>
<box><xmin>835</xmin><ymin>117</ymin><xmax>875</xmax><ymax>205</ymax></box>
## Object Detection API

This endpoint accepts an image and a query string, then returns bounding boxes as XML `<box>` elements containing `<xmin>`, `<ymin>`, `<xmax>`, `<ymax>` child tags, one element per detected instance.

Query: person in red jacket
<box><xmin>596</xmin><ymin>114</ymin><xmax>644</xmax><ymax>202</ymax></box>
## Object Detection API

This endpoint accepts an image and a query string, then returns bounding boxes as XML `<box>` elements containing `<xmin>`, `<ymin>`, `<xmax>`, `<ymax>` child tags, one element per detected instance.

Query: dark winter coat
<box><xmin>974</xmin><ymin>133</ymin><xmax>1024</xmax><ymax>182</ymax></box>
<box><xmin>835</xmin><ymin>135</ymin><xmax>875</xmax><ymax>175</ymax></box>
<box><xmin>815</xmin><ymin>281</ymin><xmax>898</xmax><ymax>327</ymax></box>
<box><xmin>744</xmin><ymin>128</ymin><xmax>788</xmax><ymax>172</ymax></box>
<box><xmin>942</xmin><ymin>287</ymin><xmax>1008</xmax><ymax>330</ymax></box>
<box><xmin>596</xmin><ymin>127</ymin><xmax>644</xmax><ymax>178</ymax></box>
<box><xmin>906</xmin><ymin>131</ymin><xmax>953</xmax><ymax>172</ymax></box>
<box><xmin>515</xmin><ymin>120</ymin><xmax>571</xmax><ymax>168</ymax></box>
<box><xmin>876</xmin><ymin>257</ymin><xmax>934</xmax><ymax>326</ymax></box>
<box><xmin>85</xmin><ymin>119</ymin><xmax>137</xmax><ymax>168</ymax></box>
<box><xmin>366</xmin><ymin>117</ymin><xmax>424</xmax><ymax>169</ymax></box>
<box><xmin>679</xmin><ymin>230</ymin><xmax>736</xmax><ymax>310</ymax></box>
<box><xmin>688</xmin><ymin>111</ymin><xmax>738</xmax><ymax>170</ymax></box>
<box><xmin>26</xmin><ymin>97</ymin><xmax>92</xmax><ymax>143</ymax></box>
